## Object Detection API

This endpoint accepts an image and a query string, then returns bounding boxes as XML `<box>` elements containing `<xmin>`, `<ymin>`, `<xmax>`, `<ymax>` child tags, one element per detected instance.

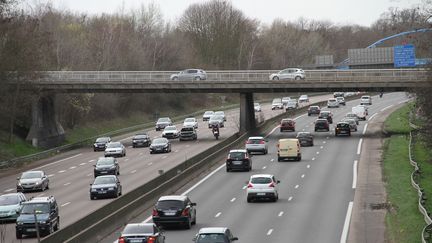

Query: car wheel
<box><xmin>117</xmin><ymin>170</ymin><xmax>120</xmax><ymax>175</ymax></box>
<box><xmin>194</xmin><ymin>76</ymin><xmax>201</xmax><ymax>81</ymax></box>
<box><xmin>247</xmin><ymin>197</ymin><xmax>252</xmax><ymax>203</ymax></box>
<box><xmin>226</xmin><ymin>167</ymin><xmax>230</xmax><ymax>172</ymax></box>
<box><xmin>16</xmin><ymin>231</ymin><xmax>22</xmax><ymax>239</ymax></box>
<box><xmin>272</xmin><ymin>76</ymin><xmax>279</xmax><ymax>80</ymax></box>
<box><xmin>47</xmin><ymin>223</ymin><xmax>54</xmax><ymax>235</ymax></box>
<box><xmin>278</xmin><ymin>157</ymin><xmax>282</xmax><ymax>162</ymax></box>
<box><xmin>55</xmin><ymin>217</ymin><xmax>60</xmax><ymax>231</ymax></box>
<box><xmin>192</xmin><ymin>212</ymin><xmax>197</xmax><ymax>225</ymax></box>
<box><xmin>295</xmin><ymin>76</ymin><xmax>300</xmax><ymax>80</ymax></box>
<box><xmin>185</xmin><ymin>219</ymin><xmax>192</xmax><ymax>229</ymax></box>
<box><xmin>298</xmin><ymin>156</ymin><xmax>302</xmax><ymax>161</ymax></box>
<box><xmin>172</xmin><ymin>77</ymin><xmax>178</xmax><ymax>81</ymax></box>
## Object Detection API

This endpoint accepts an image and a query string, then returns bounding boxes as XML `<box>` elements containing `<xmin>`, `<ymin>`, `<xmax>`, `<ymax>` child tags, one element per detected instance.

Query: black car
<box><xmin>94</xmin><ymin>157</ymin><xmax>119</xmax><ymax>177</ymax></box>
<box><xmin>226</xmin><ymin>149</ymin><xmax>252</xmax><ymax>172</ymax></box>
<box><xmin>296</xmin><ymin>132</ymin><xmax>314</xmax><ymax>146</ymax></box>
<box><xmin>132</xmin><ymin>133</ymin><xmax>151</xmax><ymax>148</ymax></box>
<box><xmin>335</xmin><ymin>122</ymin><xmax>351</xmax><ymax>136</ymax></box>
<box><xmin>93</xmin><ymin>137</ymin><xmax>111</xmax><ymax>152</ymax></box>
<box><xmin>308</xmin><ymin>106</ymin><xmax>321</xmax><ymax>116</ymax></box>
<box><xmin>155</xmin><ymin>117</ymin><xmax>172</xmax><ymax>131</ymax></box>
<box><xmin>318</xmin><ymin>111</ymin><xmax>333</xmax><ymax>124</ymax></box>
<box><xmin>314</xmin><ymin>119</ymin><xmax>330</xmax><ymax>132</ymax></box>
<box><xmin>152</xmin><ymin>195</ymin><xmax>197</xmax><ymax>229</ymax></box>
<box><xmin>150</xmin><ymin>138</ymin><xmax>171</xmax><ymax>154</ymax></box>
<box><xmin>90</xmin><ymin>175</ymin><xmax>122</xmax><ymax>200</ymax></box>
<box><xmin>16</xmin><ymin>196</ymin><xmax>59</xmax><ymax>239</ymax></box>
<box><xmin>118</xmin><ymin>223</ymin><xmax>165</xmax><ymax>243</ymax></box>
<box><xmin>179</xmin><ymin>126</ymin><xmax>198</xmax><ymax>141</ymax></box>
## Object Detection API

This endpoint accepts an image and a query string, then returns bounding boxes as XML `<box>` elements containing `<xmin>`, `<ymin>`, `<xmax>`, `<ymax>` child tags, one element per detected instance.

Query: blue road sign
<box><xmin>394</xmin><ymin>44</ymin><xmax>416</xmax><ymax>68</ymax></box>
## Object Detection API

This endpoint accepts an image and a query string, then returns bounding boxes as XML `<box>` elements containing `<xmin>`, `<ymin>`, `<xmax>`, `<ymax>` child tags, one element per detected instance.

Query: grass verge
<box><xmin>383</xmin><ymin>103</ymin><xmax>426</xmax><ymax>243</ymax></box>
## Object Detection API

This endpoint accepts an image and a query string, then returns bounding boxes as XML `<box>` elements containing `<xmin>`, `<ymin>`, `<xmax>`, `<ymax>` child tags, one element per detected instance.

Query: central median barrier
<box><xmin>41</xmin><ymin>94</ymin><xmax>361</xmax><ymax>243</ymax></box>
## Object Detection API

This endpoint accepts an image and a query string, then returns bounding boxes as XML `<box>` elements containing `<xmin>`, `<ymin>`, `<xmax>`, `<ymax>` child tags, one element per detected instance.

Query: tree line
<box><xmin>0</xmin><ymin>0</ymin><xmax>431</xmax><ymax>146</ymax></box>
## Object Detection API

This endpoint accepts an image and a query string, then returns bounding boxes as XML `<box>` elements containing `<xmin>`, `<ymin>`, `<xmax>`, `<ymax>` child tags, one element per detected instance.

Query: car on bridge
<box><xmin>149</xmin><ymin>138</ymin><xmax>172</xmax><ymax>154</ymax></box>
<box><xmin>152</xmin><ymin>195</ymin><xmax>197</xmax><ymax>229</ymax></box>
<box><xmin>94</xmin><ymin>157</ymin><xmax>120</xmax><ymax>177</ymax></box>
<box><xmin>170</xmin><ymin>69</ymin><xmax>207</xmax><ymax>81</ymax></box>
<box><xmin>17</xmin><ymin>170</ymin><xmax>49</xmax><ymax>192</ymax></box>
<box><xmin>104</xmin><ymin>142</ymin><xmax>126</xmax><ymax>157</ymax></box>
<box><xmin>246</xmin><ymin>174</ymin><xmax>280</xmax><ymax>202</ymax></box>
<box><xmin>226</xmin><ymin>149</ymin><xmax>252</xmax><ymax>172</ymax></box>
<box><xmin>162</xmin><ymin>125</ymin><xmax>180</xmax><ymax>139</ymax></box>
<box><xmin>90</xmin><ymin>175</ymin><xmax>122</xmax><ymax>200</ymax></box>
<box><xmin>333</xmin><ymin>92</ymin><xmax>344</xmax><ymax>98</ymax></box>
<box><xmin>156</xmin><ymin>117</ymin><xmax>173</xmax><ymax>131</ymax></box>
<box><xmin>117</xmin><ymin>223</ymin><xmax>165</xmax><ymax>243</ymax></box>
<box><xmin>194</xmin><ymin>227</ymin><xmax>239</xmax><ymax>243</ymax></box>
<box><xmin>269</xmin><ymin>68</ymin><xmax>305</xmax><ymax>80</ymax></box>
<box><xmin>93</xmin><ymin>137</ymin><xmax>111</xmax><ymax>152</ymax></box>
<box><xmin>0</xmin><ymin>193</ymin><xmax>27</xmax><ymax>223</ymax></box>
<box><xmin>132</xmin><ymin>133</ymin><xmax>151</xmax><ymax>148</ymax></box>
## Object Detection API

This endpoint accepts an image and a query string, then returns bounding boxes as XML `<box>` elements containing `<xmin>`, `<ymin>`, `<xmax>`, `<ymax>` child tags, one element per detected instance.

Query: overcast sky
<box><xmin>29</xmin><ymin>0</ymin><xmax>423</xmax><ymax>27</ymax></box>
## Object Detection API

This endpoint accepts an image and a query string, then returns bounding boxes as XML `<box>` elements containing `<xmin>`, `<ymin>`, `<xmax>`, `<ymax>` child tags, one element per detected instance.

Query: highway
<box><xmin>0</xmin><ymin>94</ymin><xmax>331</xmax><ymax>242</ymax></box>
<box><xmin>101</xmin><ymin>93</ymin><xmax>408</xmax><ymax>243</ymax></box>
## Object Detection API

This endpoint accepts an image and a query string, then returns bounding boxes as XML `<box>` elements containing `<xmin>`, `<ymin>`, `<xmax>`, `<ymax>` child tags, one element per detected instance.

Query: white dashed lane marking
<box><xmin>131</xmin><ymin>170</ymin><xmax>137</xmax><ymax>174</ymax></box>
<box><xmin>267</xmin><ymin>229</ymin><xmax>273</xmax><ymax>236</ymax></box>
<box><xmin>288</xmin><ymin>196</ymin><xmax>293</xmax><ymax>201</ymax></box>
<box><xmin>262</xmin><ymin>166</ymin><xmax>267</xmax><ymax>169</ymax></box>
<box><xmin>320</xmin><ymin>146</ymin><xmax>324</xmax><ymax>149</ymax></box>
<box><xmin>278</xmin><ymin>211</ymin><xmax>284</xmax><ymax>217</ymax></box>
<box><xmin>323</xmin><ymin>141</ymin><xmax>326</xmax><ymax>144</ymax></box>
<box><xmin>148</xmin><ymin>162</ymin><xmax>153</xmax><ymax>166</ymax></box>
<box><xmin>48</xmin><ymin>174</ymin><xmax>54</xmax><ymax>177</ymax></box>
<box><xmin>316</xmin><ymin>151</ymin><xmax>320</xmax><ymax>155</ymax></box>
<box><xmin>230</xmin><ymin>198</ymin><xmax>236</xmax><ymax>202</ymax></box>
<box><xmin>270</xmin><ymin>159</ymin><xmax>274</xmax><ymax>162</ymax></box>
<box><xmin>4</xmin><ymin>188</ymin><xmax>13</xmax><ymax>192</ymax></box>
<box><xmin>79</xmin><ymin>163</ymin><xmax>86</xmax><ymax>166</ymax></box>
<box><xmin>295</xmin><ymin>185</ymin><xmax>299</xmax><ymax>189</ymax></box>
<box><xmin>64</xmin><ymin>182</ymin><xmax>71</xmax><ymax>186</ymax></box>
<box><xmin>87</xmin><ymin>173</ymin><xmax>92</xmax><ymax>177</ymax></box>
<box><xmin>312</xmin><ymin>157</ymin><xmax>315</xmax><ymax>161</ymax></box>
<box><xmin>89</xmin><ymin>159</ymin><xmax>95</xmax><ymax>163</ymax></box>
<box><xmin>301</xmin><ymin>174</ymin><xmax>305</xmax><ymax>178</ymax></box>
<box><xmin>61</xmin><ymin>202</ymin><xmax>71</xmax><ymax>207</ymax></box>
<box><xmin>58</xmin><ymin>170</ymin><xmax>66</xmax><ymax>173</ymax></box>
<box><xmin>69</xmin><ymin>166</ymin><xmax>76</xmax><ymax>170</ymax></box>
<box><xmin>215</xmin><ymin>212</ymin><xmax>221</xmax><ymax>218</ymax></box>
<box><xmin>242</xmin><ymin>185</ymin><xmax>247</xmax><ymax>190</ymax></box>
<box><xmin>162</xmin><ymin>156</ymin><xmax>168</xmax><ymax>159</ymax></box>
<box><xmin>307</xmin><ymin>165</ymin><xmax>311</xmax><ymax>168</ymax></box>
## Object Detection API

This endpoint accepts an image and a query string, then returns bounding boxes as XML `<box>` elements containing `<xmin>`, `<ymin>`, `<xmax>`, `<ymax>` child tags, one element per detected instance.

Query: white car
<box><xmin>336</xmin><ymin>96</ymin><xmax>346</xmax><ymax>105</ymax></box>
<box><xmin>162</xmin><ymin>125</ymin><xmax>179</xmax><ymax>139</ymax></box>
<box><xmin>254</xmin><ymin>103</ymin><xmax>261</xmax><ymax>112</ymax></box>
<box><xmin>271</xmin><ymin>98</ymin><xmax>284</xmax><ymax>110</ymax></box>
<box><xmin>360</xmin><ymin>95</ymin><xmax>372</xmax><ymax>105</ymax></box>
<box><xmin>281</xmin><ymin>97</ymin><xmax>291</xmax><ymax>105</ymax></box>
<box><xmin>357</xmin><ymin>104</ymin><xmax>369</xmax><ymax>115</ymax></box>
<box><xmin>345</xmin><ymin>112</ymin><xmax>359</xmax><ymax>124</ymax></box>
<box><xmin>202</xmin><ymin>111</ymin><xmax>214</xmax><ymax>121</ymax></box>
<box><xmin>183</xmin><ymin>117</ymin><xmax>198</xmax><ymax>128</ymax></box>
<box><xmin>245</xmin><ymin>136</ymin><xmax>268</xmax><ymax>154</ymax></box>
<box><xmin>246</xmin><ymin>174</ymin><xmax>280</xmax><ymax>202</ymax></box>
<box><xmin>104</xmin><ymin>142</ymin><xmax>126</xmax><ymax>157</ymax></box>
<box><xmin>327</xmin><ymin>98</ymin><xmax>339</xmax><ymax>108</ymax></box>
<box><xmin>285</xmin><ymin>99</ymin><xmax>298</xmax><ymax>110</ymax></box>
<box><xmin>269</xmin><ymin>68</ymin><xmax>305</xmax><ymax>80</ymax></box>
<box><xmin>299</xmin><ymin>95</ymin><xmax>309</xmax><ymax>103</ymax></box>
<box><xmin>214</xmin><ymin>111</ymin><xmax>226</xmax><ymax>121</ymax></box>
<box><xmin>352</xmin><ymin>106</ymin><xmax>367</xmax><ymax>120</ymax></box>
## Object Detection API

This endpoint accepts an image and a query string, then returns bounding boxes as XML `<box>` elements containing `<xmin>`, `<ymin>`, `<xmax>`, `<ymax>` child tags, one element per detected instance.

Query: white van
<box><xmin>352</xmin><ymin>106</ymin><xmax>367</xmax><ymax>120</ymax></box>
<box><xmin>277</xmin><ymin>139</ymin><xmax>301</xmax><ymax>161</ymax></box>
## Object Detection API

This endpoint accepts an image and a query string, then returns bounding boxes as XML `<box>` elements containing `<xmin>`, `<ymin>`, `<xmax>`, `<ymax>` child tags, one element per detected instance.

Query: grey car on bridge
<box><xmin>269</xmin><ymin>68</ymin><xmax>305</xmax><ymax>80</ymax></box>
<box><xmin>170</xmin><ymin>69</ymin><xmax>207</xmax><ymax>81</ymax></box>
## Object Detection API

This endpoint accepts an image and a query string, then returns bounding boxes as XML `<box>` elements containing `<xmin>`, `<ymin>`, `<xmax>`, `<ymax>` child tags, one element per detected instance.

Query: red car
<box><xmin>280</xmin><ymin>119</ymin><xmax>296</xmax><ymax>132</ymax></box>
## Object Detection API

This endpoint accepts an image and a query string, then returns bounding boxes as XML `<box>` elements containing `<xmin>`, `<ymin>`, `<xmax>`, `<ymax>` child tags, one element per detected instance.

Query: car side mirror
<box><xmin>191</xmin><ymin>202</ymin><xmax>197</xmax><ymax>206</ymax></box>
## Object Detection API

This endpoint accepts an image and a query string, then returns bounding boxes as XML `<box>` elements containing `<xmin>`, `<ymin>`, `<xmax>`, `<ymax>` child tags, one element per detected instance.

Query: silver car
<box><xmin>202</xmin><ymin>111</ymin><xmax>214</xmax><ymax>121</ymax></box>
<box><xmin>170</xmin><ymin>69</ymin><xmax>207</xmax><ymax>81</ymax></box>
<box><xmin>17</xmin><ymin>171</ymin><xmax>49</xmax><ymax>192</ymax></box>
<box><xmin>0</xmin><ymin>193</ymin><xmax>27</xmax><ymax>222</ymax></box>
<box><xmin>269</xmin><ymin>68</ymin><xmax>305</xmax><ymax>80</ymax></box>
<box><xmin>245</xmin><ymin>136</ymin><xmax>268</xmax><ymax>154</ymax></box>
<box><xmin>341</xmin><ymin>118</ymin><xmax>358</xmax><ymax>132</ymax></box>
<box><xmin>208</xmin><ymin>115</ymin><xmax>224</xmax><ymax>128</ymax></box>
<box><xmin>104</xmin><ymin>142</ymin><xmax>126</xmax><ymax>157</ymax></box>
<box><xmin>327</xmin><ymin>98</ymin><xmax>339</xmax><ymax>108</ymax></box>
<box><xmin>183</xmin><ymin>117</ymin><xmax>198</xmax><ymax>128</ymax></box>
<box><xmin>345</xmin><ymin>112</ymin><xmax>359</xmax><ymax>125</ymax></box>
<box><xmin>214</xmin><ymin>111</ymin><xmax>226</xmax><ymax>121</ymax></box>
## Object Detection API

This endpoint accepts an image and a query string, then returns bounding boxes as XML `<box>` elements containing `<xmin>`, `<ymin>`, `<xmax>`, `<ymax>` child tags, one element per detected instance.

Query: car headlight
<box><xmin>94</xmin><ymin>144</ymin><xmax>98</xmax><ymax>147</ymax></box>
<box><xmin>17</xmin><ymin>182</ymin><xmax>21</xmax><ymax>186</ymax></box>
<box><xmin>163</xmin><ymin>144</ymin><xmax>168</xmax><ymax>148</ymax></box>
<box><xmin>35</xmin><ymin>181</ymin><xmax>41</xmax><ymax>185</ymax></box>
<box><xmin>91</xmin><ymin>188</ymin><xmax>97</xmax><ymax>192</ymax></box>
<box><xmin>108</xmin><ymin>187</ymin><xmax>115</xmax><ymax>190</ymax></box>
<box><xmin>38</xmin><ymin>220</ymin><xmax>46</xmax><ymax>224</ymax></box>
<box><xmin>16</xmin><ymin>221</ymin><xmax>24</xmax><ymax>225</ymax></box>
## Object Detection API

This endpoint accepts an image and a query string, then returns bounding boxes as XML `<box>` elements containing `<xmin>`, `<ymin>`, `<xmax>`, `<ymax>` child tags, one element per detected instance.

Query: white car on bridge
<box><xmin>269</xmin><ymin>68</ymin><xmax>305</xmax><ymax>80</ymax></box>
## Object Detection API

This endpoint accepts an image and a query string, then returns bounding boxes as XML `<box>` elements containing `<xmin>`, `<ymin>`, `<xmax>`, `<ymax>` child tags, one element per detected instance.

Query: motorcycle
<box><xmin>212</xmin><ymin>125</ymin><xmax>220</xmax><ymax>140</ymax></box>
<box><xmin>379</xmin><ymin>92</ymin><xmax>383</xmax><ymax>98</ymax></box>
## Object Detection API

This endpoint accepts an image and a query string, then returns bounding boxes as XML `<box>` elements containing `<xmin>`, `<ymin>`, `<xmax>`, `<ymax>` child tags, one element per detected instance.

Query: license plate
<box><xmin>130</xmin><ymin>240</ymin><xmax>142</xmax><ymax>243</ymax></box>
<box><xmin>26</xmin><ymin>228</ymin><xmax>36</xmax><ymax>232</ymax></box>
<box><xmin>98</xmin><ymin>191</ymin><xmax>107</xmax><ymax>194</ymax></box>
<box><xmin>164</xmin><ymin>211</ymin><xmax>176</xmax><ymax>216</ymax></box>
<box><xmin>257</xmin><ymin>193</ymin><xmax>265</xmax><ymax>196</ymax></box>
<box><xmin>233</xmin><ymin>161</ymin><xmax>242</xmax><ymax>165</ymax></box>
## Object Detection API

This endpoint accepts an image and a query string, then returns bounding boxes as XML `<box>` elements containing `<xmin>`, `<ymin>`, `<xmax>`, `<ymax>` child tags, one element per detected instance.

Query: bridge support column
<box><xmin>239</xmin><ymin>93</ymin><xmax>256</xmax><ymax>133</ymax></box>
<box><xmin>26</xmin><ymin>94</ymin><xmax>65</xmax><ymax>148</ymax></box>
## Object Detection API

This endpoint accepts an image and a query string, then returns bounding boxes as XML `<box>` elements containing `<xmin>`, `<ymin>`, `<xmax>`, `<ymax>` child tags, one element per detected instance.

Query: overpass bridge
<box><xmin>13</xmin><ymin>69</ymin><xmax>430</xmax><ymax>147</ymax></box>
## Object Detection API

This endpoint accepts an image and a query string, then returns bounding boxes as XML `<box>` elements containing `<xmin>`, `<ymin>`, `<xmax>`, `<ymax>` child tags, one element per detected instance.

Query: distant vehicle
<box><xmin>162</xmin><ymin>125</ymin><xmax>179</xmax><ymax>139</ymax></box>
<box><xmin>245</xmin><ymin>136</ymin><xmax>268</xmax><ymax>154</ymax></box>
<box><xmin>202</xmin><ymin>111</ymin><xmax>214</xmax><ymax>121</ymax></box>
<box><xmin>360</xmin><ymin>95</ymin><xmax>372</xmax><ymax>105</ymax></box>
<box><xmin>358</xmin><ymin>104</ymin><xmax>369</xmax><ymax>115</ymax></box>
<box><xmin>226</xmin><ymin>149</ymin><xmax>252</xmax><ymax>172</ymax></box>
<box><xmin>170</xmin><ymin>69</ymin><xmax>207</xmax><ymax>81</ymax></box>
<box><xmin>104</xmin><ymin>142</ymin><xmax>126</xmax><ymax>157</ymax></box>
<box><xmin>280</xmin><ymin>118</ymin><xmax>296</xmax><ymax>132</ymax></box>
<box><xmin>152</xmin><ymin>195</ymin><xmax>196</xmax><ymax>229</ymax></box>
<box><xmin>246</xmin><ymin>174</ymin><xmax>280</xmax><ymax>202</ymax></box>
<box><xmin>281</xmin><ymin>97</ymin><xmax>291</xmax><ymax>105</ymax></box>
<box><xmin>254</xmin><ymin>102</ymin><xmax>261</xmax><ymax>112</ymax></box>
<box><xmin>296</xmin><ymin>132</ymin><xmax>314</xmax><ymax>147</ymax></box>
<box><xmin>149</xmin><ymin>138</ymin><xmax>171</xmax><ymax>154</ymax></box>
<box><xmin>214</xmin><ymin>111</ymin><xmax>226</xmax><ymax>121</ymax></box>
<box><xmin>179</xmin><ymin>126</ymin><xmax>198</xmax><ymax>141</ymax></box>
<box><xmin>277</xmin><ymin>139</ymin><xmax>301</xmax><ymax>161</ymax></box>
<box><xmin>155</xmin><ymin>117</ymin><xmax>173</xmax><ymax>131</ymax></box>
<box><xmin>0</xmin><ymin>193</ymin><xmax>26</xmax><ymax>222</ymax></box>
<box><xmin>344</xmin><ymin>92</ymin><xmax>356</xmax><ymax>97</ymax></box>
<box><xmin>335</xmin><ymin>122</ymin><xmax>351</xmax><ymax>136</ymax></box>
<box><xmin>94</xmin><ymin>157</ymin><xmax>119</xmax><ymax>177</ymax></box>
<box><xmin>94</xmin><ymin>137</ymin><xmax>111</xmax><ymax>152</ymax></box>
<box><xmin>314</xmin><ymin>119</ymin><xmax>330</xmax><ymax>132</ymax></box>
<box><xmin>333</xmin><ymin>92</ymin><xmax>344</xmax><ymax>98</ymax></box>
<box><xmin>352</xmin><ymin>106</ymin><xmax>367</xmax><ymax>120</ymax></box>
<box><xmin>341</xmin><ymin>118</ymin><xmax>358</xmax><ymax>132</ymax></box>
<box><xmin>285</xmin><ymin>99</ymin><xmax>298</xmax><ymax>110</ymax></box>
<box><xmin>90</xmin><ymin>175</ymin><xmax>122</xmax><ymax>200</ymax></box>
<box><xmin>17</xmin><ymin>170</ymin><xmax>49</xmax><ymax>192</ymax></box>
<box><xmin>299</xmin><ymin>95</ymin><xmax>309</xmax><ymax>103</ymax></box>
<box><xmin>308</xmin><ymin>106</ymin><xmax>321</xmax><ymax>116</ymax></box>
<box><xmin>132</xmin><ymin>133</ymin><xmax>151</xmax><ymax>148</ymax></box>
<box><xmin>269</xmin><ymin>68</ymin><xmax>305</xmax><ymax>80</ymax></box>
<box><xmin>194</xmin><ymin>227</ymin><xmax>239</xmax><ymax>243</ymax></box>
<box><xmin>271</xmin><ymin>98</ymin><xmax>284</xmax><ymax>110</ymax></box>
<box><xmin>345</xmin><ymin>112</ymin><xmax>359</xmax><ymax>124</ymax></box>
<box><xmin>117</xmin><ymin>223</ymin><xmax>165</xmax><ymax>243</ymax></box>
<box><xmin>16</xmin><ymin>196</ymin><xmax>59</xmax><ymax>238</ymax></box>
<box><xmin>336</xmin><ymin>96</ymin><xmax>346</xmax><ymax>105</ymax></box>
<box><xmin>208</xmin><ymin>115</ymin><xmax>224</xmax><ymax>128</ymax></box>
<box><xmin>327</xmin><ymin>98</ymin><xmax>339</xmax><ymax>108</ymax></box>
<box><xmin>318</xmin><ymin>111</ymin><xmax>333</xmax><ymax>124</ymax></box>
<box><xmin>183</xmin><ymin>117</ymin><xmax>198</xmax><ymax>129</ymax></box>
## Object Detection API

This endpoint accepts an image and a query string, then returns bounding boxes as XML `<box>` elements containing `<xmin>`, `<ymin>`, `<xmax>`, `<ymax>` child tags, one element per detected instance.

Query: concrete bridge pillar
<box><xmin>239</xmin><ymin>93</ymin><xmax>256</xmax><ymax>133</ymax></box>
<box><xmin>26</xmin><ymin>94</ymin><xmax>65</xmax><ymax>148</ymax></box>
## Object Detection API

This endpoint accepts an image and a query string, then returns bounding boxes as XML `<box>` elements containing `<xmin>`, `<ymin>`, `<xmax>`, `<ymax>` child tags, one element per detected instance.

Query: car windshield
<box><xmin>338</xmin><ymin>123</ymin><xmax>350</xmax><ymax>128</ymax></box>
<box><xmin>96</xmin><ymin>137</ymin><xmax>109</xmax><ymax>143</ymax></box>
<box><xmin>156</xmin><ymin>200</ymin><xmax>184</xmax><ymax>210</ymax></box>
<box><xmin>21</xmin><ymin>203</ymin><xmax>49</xmax><ymax>214</ymax></box>
<box><xmin>152</xmin><ymin>138</ymin><xmax>167</xmax><ymax>144</ymax></box>
<box><xmin>297</xmin><ymin>133</ymin><xmax>310</xmax><ymax>138</ymax></box>
<box><xmin>251</xmin><ymin>177</ymin><xmax>272</xmax><ymax>184</ymax></box>
<box><xmin>164</xmin><ymin>126</ymin><xmax>176</xmax><ymax>131</ymax></box>
<box><xmin>0</xmin><ymin>195</ymin><xmax>20</xmax><ymax>206</ymax></box>
<box><xmin>248</xmin><ymin>139</ymin><xmax>263</xmax><ymax>144</ymax></box>
<box><xmin>182</xmin><ymin>127</ymin><xmax>193</xmax><ymax>132</ymax></box>
<box><xmin>320</xmin><ymin>113</ymin><xmax>329</xmax><ymax>117</ymax></box>
<box><xmin>214</xmin><ymin>112</ymin><xmax>224</xmax><ymax>116</ymax></box>
<box><xmin>229</xmin><ymin>152</ymin><xmax>246</xmax><ymax>160</ymax></box>
<box><xmin>122</xmin><ymin>224</ymin><xmax>153</xmax><ymax>235</ymax></box>
<box><xmin>185</xmin><ymin>118</ymin><xmax>195</xmax><ymax>122</ymax></box>
<box><xmin>310</xmin><ymin>106</ymin><xmax>319</xmax><ymax>110</ymax></box>
<box><xmin>97</xmin><ymin>158</ymin><xmax>114</xmax><ymax>166</ymax></box>
<box><xmin>316</xmin><ymin>120</ymin><xmax>327</xmax><ymax>124</ymax></box>
<box><xmin>21</xmin><ymin>171</ymin><xmax>42</xmax><ymax>179</ymax></box>
<box><xmin>158</xmin><ymin>118</ymin><xmax>170</xmax><ymax>123</ymax></box>
<box><xmin>93</xmin><ymin>176</ymin><xmax>116</xmax><ymax>185</ymax></box>
<box><xmin>196</xmin><ymin>233</ymin><xmax>227</xmax><ymax>243</ymax></box>
<box><xmin>282</xmin><ymin>120</ymin><xmax>293</xmax><ymax>124</ymax></box>
<box><xmin>106</xmin><ymin>143</ymin><xmax>121</xmax><ymax>148</ymax></box>
<box><xmin>210</xmin><ymin>115</ymin><xmax>222</xmax><ymax>121</ymax></box>
<box><xmin>204</xmin><ymin>111</ymin><xmax>214</xmax><ymax>115</ymax></box>
<box><xmin>134</xmin><ymin>135</ymin><xmax>148</xmax><ymax>139</ymax></box>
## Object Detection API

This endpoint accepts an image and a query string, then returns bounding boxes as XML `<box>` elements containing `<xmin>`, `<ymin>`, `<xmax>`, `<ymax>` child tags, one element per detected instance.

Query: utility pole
<box><xmin>33</xmin><ymin>209</ymin><xmax>40</xmax><ymax>243</ymax></box>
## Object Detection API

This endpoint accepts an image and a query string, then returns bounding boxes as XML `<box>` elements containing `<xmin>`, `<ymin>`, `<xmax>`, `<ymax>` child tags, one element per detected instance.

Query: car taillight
<box><xmin>118</xmin><ymin>237</ymin><xmax>126</xmax><ymax>243</ymax></box>
<box><xmin>259</xmin><ymin>140</ymin><xmax>265</xmax><ymax>144</ymax></box>
<box><xmin>152</xmin><ymin>208</ymin><xmax>158</xmax><ymax>216</ymax></box>
<box><xmin>269</xmin><ymin>182</ymin><xmax>275</xmax><ymax>187</ymax></box>
<box><xmin>246</xmin><ymin>140</ymin><xmax>252</xmax><ymax>144</ymax></box>
<box><xmin>247</xmin><ymin>183</ymin><xmax>253</xmax><ymax>188</ymax></box>
<box><xmin>182</xmin><ymin>208</ymin><xmax>189</xmax><ymax>216</ymax></box>
<box><xmin>147</xmin><ymin>236</ymin><xmax>156</xmax><ymax>243</ymax></box>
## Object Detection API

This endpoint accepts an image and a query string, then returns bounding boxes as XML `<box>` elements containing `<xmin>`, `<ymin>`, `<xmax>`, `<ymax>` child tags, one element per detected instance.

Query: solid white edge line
<box><xmin>352</xmin><ymin>160</ymin><xmax>358</xmax><ymax>189</ymax></box>
<box><xmin>368</xmin><ymin>113</ymin><xmax>378</xmax><ymax>121</ymax></box>
<box><xmin>357</xmin><ymin>139</ymin><xmax>363</xmax><ymax>155</ymax></box>
<box><xmin>340</xmin><ymin>201</ymin><xmax>354</xmax><ymax>243</ymax></box>
<box><xmin>380</xmin><ymin>104</ymin><xmax>393</xmax><ymax>112</ymax></box>
<box><xmin>362</xmin><ymin>123</ymin><xmax>368</xmax><ymax>135</ymax></box>
<box><xmin>36</xmin><ymin>153</ymin><xmax>82</xmax><ymax>170</ymax></box>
